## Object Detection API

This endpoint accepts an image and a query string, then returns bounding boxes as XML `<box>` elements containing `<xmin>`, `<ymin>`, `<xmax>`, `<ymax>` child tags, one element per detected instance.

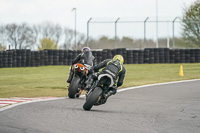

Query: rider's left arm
<box><xmin>117</xmin><ymin>66</ymin><xmax>126</xmax><ymax>87</ymax></box>
<box><xmin>93</xmin><ymin>59</ymin><xmax>111</xmax><ymax>72</ymax></box>
<box><xmin>72</xmin><ymin>54</ymin><xmax>82</xmax><ymax>64</ymax></box>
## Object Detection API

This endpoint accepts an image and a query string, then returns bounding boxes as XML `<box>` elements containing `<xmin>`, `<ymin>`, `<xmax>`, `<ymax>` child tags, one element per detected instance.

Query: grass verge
<box><xmin>0</xmin><ymin>63</ymin><xmax>200</xmax><ymax>98</ymax></box>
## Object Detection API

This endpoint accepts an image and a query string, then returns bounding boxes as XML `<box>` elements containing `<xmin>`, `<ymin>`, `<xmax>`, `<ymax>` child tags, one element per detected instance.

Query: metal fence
<box><xmin>86</xmin><ymin>17</ymin><xmax>199</xmax><ymax>49</ymax></box>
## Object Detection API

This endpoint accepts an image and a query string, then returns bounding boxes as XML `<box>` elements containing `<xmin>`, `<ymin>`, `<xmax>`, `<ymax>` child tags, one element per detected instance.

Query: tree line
<box><xmin>0</xmin><ymin>22</ymin><xmax>86</xmax><ymax>50</ymax></box>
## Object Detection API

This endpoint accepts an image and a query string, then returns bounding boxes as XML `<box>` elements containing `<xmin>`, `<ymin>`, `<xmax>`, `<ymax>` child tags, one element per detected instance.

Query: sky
<box><xmin>0</xmin><ymin>0</ymin><xmax>197</xmax><ymax>39</ymax></box>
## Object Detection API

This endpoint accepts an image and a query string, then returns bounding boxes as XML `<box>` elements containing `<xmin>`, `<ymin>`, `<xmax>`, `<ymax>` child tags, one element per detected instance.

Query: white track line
<box><xmin>0</xmin><ymin>78</ymin><xmax>200</xmax><ymax>112</ymax></box>
<box><xmin>117</xmin><ymin>78</ymin><xmax>200</xmax><ymax>93</ymax></box>
<box><xmin>0</xmin><ymin>97</ymin><xmax>66</xmax><ymax>112</ymax></box>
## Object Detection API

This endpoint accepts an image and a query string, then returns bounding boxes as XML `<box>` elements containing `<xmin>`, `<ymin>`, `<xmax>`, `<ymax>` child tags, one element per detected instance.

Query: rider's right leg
<box><xmin>85</xmin><ymin>74</ymin><xmax>94</xmax><ymax>90</ymax></box>
<box><xmin>105</xmin><ymin>88</ymin><xmax>117</xmax><ymax>98</ymax></box>
<box><xmin>85</xmin><ymin>69</ymin><xmax>96</xmax><ymax>90</ymax></box>
<box><xmin>67</xmin><ymin>66</ymin><xmax>73</xmax><ymax>83</ymax></box>
<box><xmin>102</xmin><ymin>87</ymin><xmax>117</xmax><ymax>104</ymax></box>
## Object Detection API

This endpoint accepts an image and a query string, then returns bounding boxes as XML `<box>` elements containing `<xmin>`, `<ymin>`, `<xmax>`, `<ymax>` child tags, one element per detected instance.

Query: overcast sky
<box><xmin>0</xmin><ymin>0</ymin><xmax>196</xmax><ymax>39</ymax></box>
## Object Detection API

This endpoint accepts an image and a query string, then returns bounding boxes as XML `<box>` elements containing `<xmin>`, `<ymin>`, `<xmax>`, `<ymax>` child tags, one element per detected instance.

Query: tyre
<box><xmin>68</xmin><ymin>76</ymin><xmax>80</xmax><ymax>98</ymax></box>
<box><xmin>83</xmin><ymin>87</ymin><xmax>103</xmax><ymax>111</ymax></box>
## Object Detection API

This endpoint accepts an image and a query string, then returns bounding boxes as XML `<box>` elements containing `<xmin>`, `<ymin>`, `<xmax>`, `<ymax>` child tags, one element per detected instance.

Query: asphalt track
<box><xmin>0</xmin><ymin>79</ymin><xmax>200</xmax><ymax>133</ymax></box>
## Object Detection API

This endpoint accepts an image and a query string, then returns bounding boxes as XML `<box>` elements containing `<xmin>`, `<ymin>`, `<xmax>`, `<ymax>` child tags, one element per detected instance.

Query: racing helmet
<box><xmin>113</xmin><ymin>55</ymin><xmax>124</xmax><ymax>64</ymax></box>
<box><xmin>82</xmin><ymin>47</ymin><xmax>91</xmax><ymax>52</ymax></box>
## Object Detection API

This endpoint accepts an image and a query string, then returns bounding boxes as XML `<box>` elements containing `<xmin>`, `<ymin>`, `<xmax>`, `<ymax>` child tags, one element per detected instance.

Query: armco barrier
<box><xmin>0</xmin><ymin>48</ymin><xmax>200</xmax><ymax>68</ymax></box>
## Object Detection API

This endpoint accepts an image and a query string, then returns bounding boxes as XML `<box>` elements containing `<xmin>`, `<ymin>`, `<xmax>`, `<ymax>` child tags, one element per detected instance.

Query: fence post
<box><xmin>115</xmin><ymin>18</ymin><xmax>120</xmax><ymax>49</ymax></box>
<box><xmin>87</xmin><ymin>18</ymin><xmax>92</xmax><ymax>47</ymax></box>
<box><xmin>172</xmin><ymin>17</ymin><xmax>178</xmax><ymax>49</ymax></box>
<box><xmin>144</xmin><ymin>17</ymin><xmax>149</xmax><ymax>49</ymax></box>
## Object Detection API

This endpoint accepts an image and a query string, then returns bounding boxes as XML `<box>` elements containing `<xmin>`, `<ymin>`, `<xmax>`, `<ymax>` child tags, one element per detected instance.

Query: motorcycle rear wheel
<box><xmin>83</xmin><ymin>87</ymin><xmax>102</xmax><ymax>111</ymax></box>
<box><xmin>68</xmin><ymin>76</ymin><xmax>80</xmax><ymax>98</ymax></box>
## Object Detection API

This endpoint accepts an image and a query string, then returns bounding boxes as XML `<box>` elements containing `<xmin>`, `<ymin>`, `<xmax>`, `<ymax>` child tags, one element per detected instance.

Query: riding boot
<box><xmin>85</xmin><ymin>79</ymin><xmax>93</xmax><ymax>90</ymax></box>
<box><xmin>85</xmin><ymin>74</ymin><xmax>94</xmax><ymax>90</ymax></box>
<box><xmin>102</xmin><ymin>88</ymin><xmax>117</xmax><ymax>104</ymax></box>
<box><xmin>67</xmin><ymin>71</ymin><xmax>73</xmax><ymax>83</ymax></box>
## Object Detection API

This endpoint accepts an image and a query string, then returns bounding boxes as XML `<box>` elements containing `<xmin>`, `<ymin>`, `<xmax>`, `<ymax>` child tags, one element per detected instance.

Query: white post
<box><xmin>156</xmin><ymin>0</ymin><xmax>158</xmax><ymax>48</ymax></box>
<box><xmin>72</xmin><ymin>8</ymin><xmax>77</xmax><ymax>50</ymax></box>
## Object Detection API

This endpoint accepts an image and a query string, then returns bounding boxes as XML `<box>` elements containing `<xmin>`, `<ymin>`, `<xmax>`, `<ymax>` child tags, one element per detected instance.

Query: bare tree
<box><xmin>5</xmin><ymin>24</ymin><xmax>18</xmax><ymax>49</ymax></box>
<box><xmin>34</xmin><ymin>22</ymin><xmax>63</xmax><ymax>48</ymax></box>
<box><xmin>0</xmin><ymin>23</ymin><xmax>36</xmax><ymax>49</ymax></box>
<box><xmin>76</xmin><ymin>33</ymin><xmax>86</xmax><ymax>50</ymax></box>
<box><xmin>0</xmin><ymin>22</ymin><xmax>86</xmax><ymax>50</ymax></box>
<box><xmin>18</xmin><ymin>23</ymin><xmax>36</xmax><ymax>49</ymax></box>
<box><xmin>54</xmin><ymin>24</ymin><xmax>62</xmax><ymax>44</ymax></box>
<box><xmin>0</xmin><ymin>26</ymin><xmax>5</xmax><ymax>48</ymax></box>
<box><xmin>62</xmin><ymin>29</ymin><xmax>74</xmax><ymax>50</ymax></box>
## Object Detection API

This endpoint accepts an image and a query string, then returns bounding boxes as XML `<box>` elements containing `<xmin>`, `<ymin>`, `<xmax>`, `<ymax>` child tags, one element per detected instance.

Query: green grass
<box><xmin>0</xmin><ymin>64</ymin><xmax>200</xmax><ymax>98</ymax></box>
<box><xmin>123</xmin><ymin>64</ymin><xmax>200</xmax><ymax>88</ymax></box>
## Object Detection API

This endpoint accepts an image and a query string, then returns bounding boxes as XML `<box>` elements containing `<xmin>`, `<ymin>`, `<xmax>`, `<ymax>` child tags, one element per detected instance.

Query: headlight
<box><xmin>74</xmin><ymin>64</ymin><xmax>78</xmax><ymax>69</ymax></box>
<box><xmin>80</xmin><ymin>67</ymin><xmax>84</xmax><ymax>71</ymax></box>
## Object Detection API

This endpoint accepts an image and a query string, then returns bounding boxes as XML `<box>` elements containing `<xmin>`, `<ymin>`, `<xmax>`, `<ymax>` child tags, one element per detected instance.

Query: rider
<box><xmin>87</xmin><ymin>55</ymin><xmax>126</xmax><ymax>102</ymax></box>
<box><xmin>67</xmin><ymin>47</ymin><xmax>95</xmax><ymax>83</ymax></box>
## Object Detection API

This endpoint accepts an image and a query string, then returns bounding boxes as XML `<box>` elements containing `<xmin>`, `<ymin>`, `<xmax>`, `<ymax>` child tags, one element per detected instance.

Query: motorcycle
<box><xmin>83</xmin><ymin>73</ymin><xmax>115</xmax><ymax>111</ymax></box>
<box><xmin>68</xmin><ymin>63</ymin><xmax>91</xmax><ymax>98</ymax></box>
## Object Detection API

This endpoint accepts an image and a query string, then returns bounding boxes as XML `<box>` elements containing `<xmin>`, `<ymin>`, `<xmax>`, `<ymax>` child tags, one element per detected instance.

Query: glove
<box><xmin>117</xmin><ymin>81</ymin><xmax>123</xmax><ymax>87</ymax></box>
